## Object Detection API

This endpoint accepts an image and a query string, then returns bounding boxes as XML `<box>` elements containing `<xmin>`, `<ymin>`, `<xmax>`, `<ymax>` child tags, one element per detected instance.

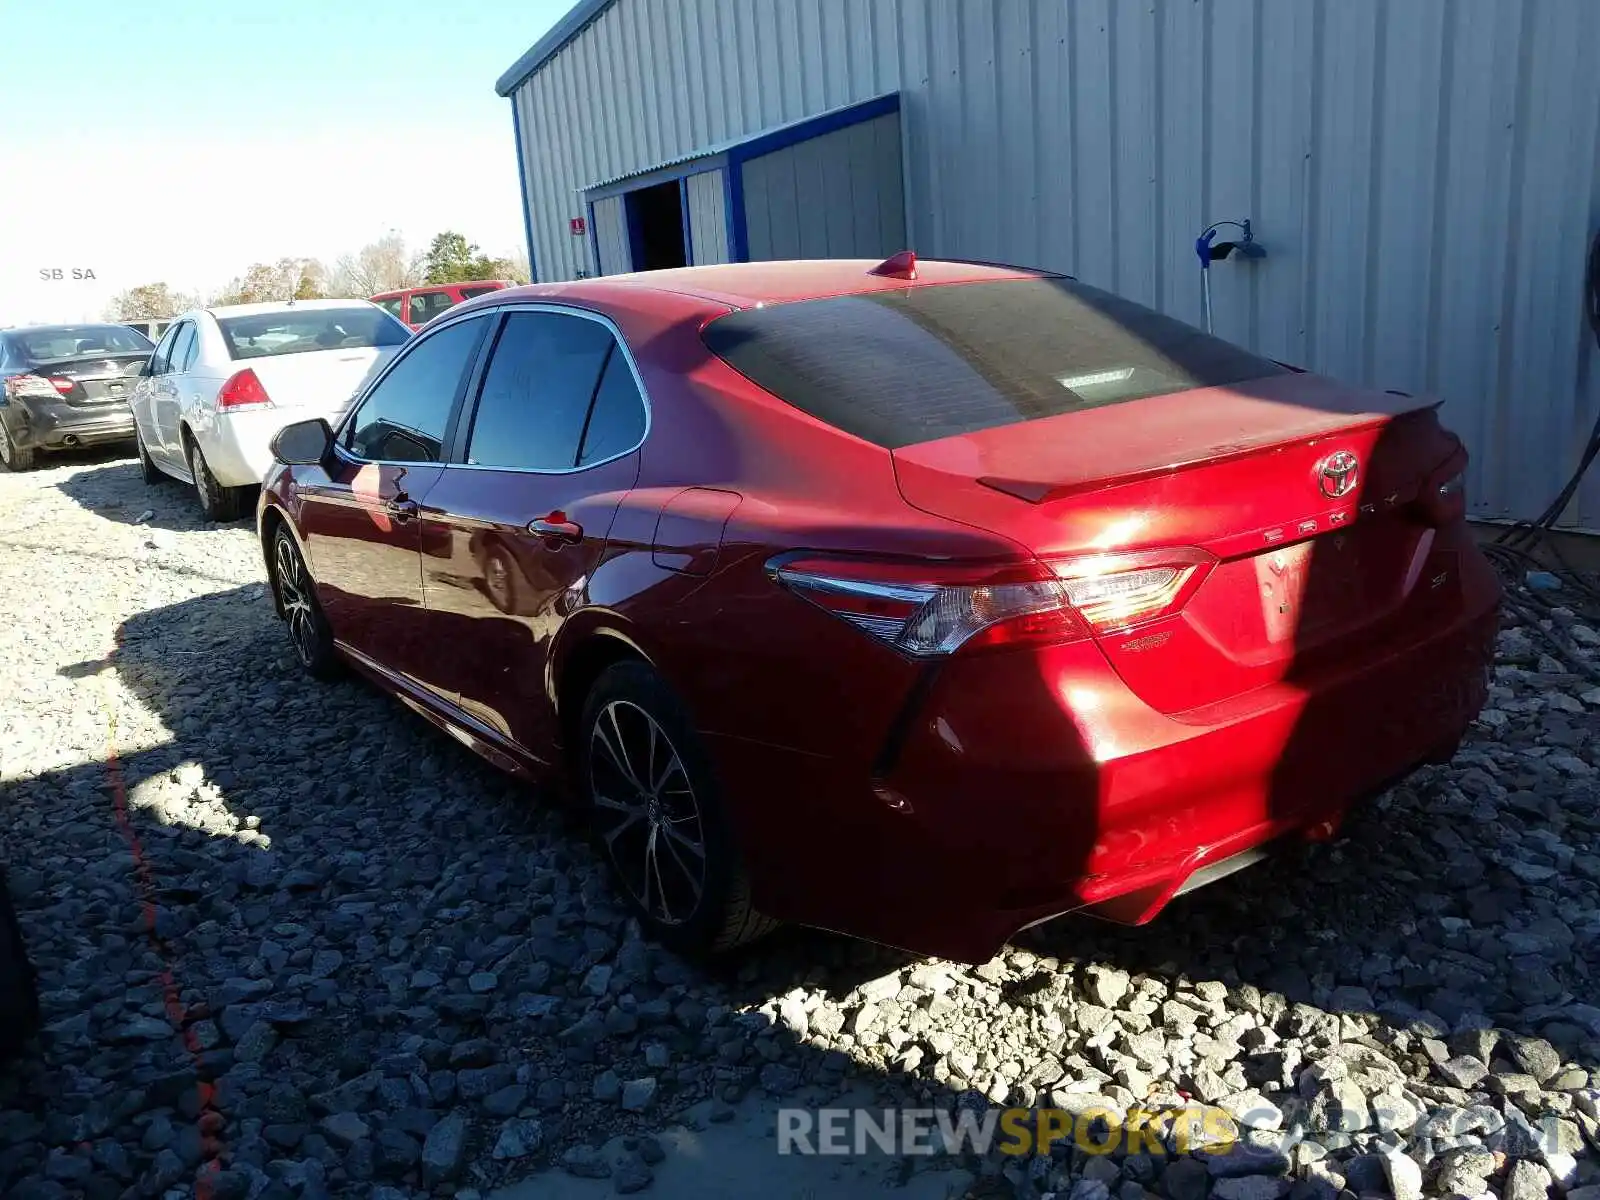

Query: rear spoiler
<box><xmin>976</xmin><ymin>397</ymin><xmax>1444</xmax><ymax>505</ymax></box>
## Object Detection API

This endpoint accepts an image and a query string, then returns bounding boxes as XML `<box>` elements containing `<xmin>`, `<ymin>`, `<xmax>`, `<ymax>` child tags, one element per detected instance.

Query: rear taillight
<box><xmin>1052</xmin><ymin>548</ymin><xmax>1212</xmax><ymax>634</ymax></box>
<box><xmin>772</xmin><ymin>548</ymin><xmax>1212</xmax><ymax>657</ymax></box>
<box><xmin>217</xmin><ymin>368</ymin><xmax>273</xmax><ymax>412</ymax></box>
<box><xmin>3</xmin><ymin>374</ymin><xmax>60</xmax><ymax>401</ymax></box>
<box><xmin>48</xmin><ymin>377</ymin><xmax>74</xmax><ymax>395</ymax></box>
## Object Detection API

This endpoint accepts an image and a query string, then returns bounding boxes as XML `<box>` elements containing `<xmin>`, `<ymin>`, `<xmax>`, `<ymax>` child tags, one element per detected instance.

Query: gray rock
<box><xmin>494</xmin><ymin>1117</ymin><xmax>544</xmax><ymax>1159</ymax></box>
<box><xmin>1163</xmin><ymin>1157</ymin><xmax>1209</xmax><ymax>1200</ymax></box>
<box><xmin>1506</xmin><ymin>1036</ymin><xmax>1563</xmax><ymax>1084</ymax></box>
<box><xmin>318</xmin><ymin>1112</ymin><xmax>369</xmax><ymax>1147</ymax></box>
<box><xmin>621</xmin><ymin>1076</ymin><xmax>658</xmax><ymax>1112</ymax></box>
<box><xmin>1437</xmin><ymin>1055</ymin><xmax>1489</xmax><ymax>1089</ymax></box>
<box><xmin>1210</xmin><ymin>1180</ymin><xmax>1285</xmax><ymax>1200</ymax></box>
<box><xmin>1087</xmin><ymin>966</ymin><xmax>1132</xmax><ymax>1008</ymax></box>
<box><xmin>563</xmin><ymin>1143</ymin><xmax>612</xmax><ymax>1178</ymax></box>
<box><xmin>613</xmin><ymin>1150</ymin><xmax>654</xmax><ymax>1194</ymax></box>
<box><xmin>1380</xmin><ymin>1150</ymin><xmax>1423</xmax><ymax>1200</ymax></box>
<box><xmin>1306</xmin><ymin>1078</ymin><xmax>1370</xmax><ymax>1133</ymax></box>
<box><xmin>420</xmin><ymin>1110</ymin><xmax>468</xmax><ymax>1184</ymax></box>
<box><xmin>1504</xmin><ymin>1159</ymin><xmax>1553</xmax><ymax>1200</ymax></box>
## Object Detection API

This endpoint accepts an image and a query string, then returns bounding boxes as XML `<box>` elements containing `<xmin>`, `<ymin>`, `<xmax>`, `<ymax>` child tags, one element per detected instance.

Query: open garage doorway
<box><xmin>626</xmin><ymin>180</ymin><xmax>687</xmax><ymax>271</ymax></box>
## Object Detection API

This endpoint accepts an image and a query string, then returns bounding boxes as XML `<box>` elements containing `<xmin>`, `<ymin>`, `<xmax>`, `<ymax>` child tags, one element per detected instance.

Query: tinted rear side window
<box><xmin>700</xmin><ymin>278</ymin><xmax>1288</xmax><ymax>450</ymax></box>
<box><xmin>579</xmin><ymin>350</ymin><xmax>647</xmax><ymax>465</ymax></box>
<box><xmin>465</xmin><ymin>312</ymin><xmax>616</xmax><ymax>470</ymax></box>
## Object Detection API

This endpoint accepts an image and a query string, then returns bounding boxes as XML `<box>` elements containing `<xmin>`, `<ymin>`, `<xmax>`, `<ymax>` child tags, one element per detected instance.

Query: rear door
<box><xmin>420</xmin><ymin>307</ymin><xmax>646</xmax><ymax>757</ymax></box>
<box><xmin>297</xmin><ymin>312</ymin><xmax>492</xmax><ymax>692</ymax></box>
<box><xmin>130</xmin><ymin>324</ymin><xmax>178</xmax><ymax>463</ymax></box>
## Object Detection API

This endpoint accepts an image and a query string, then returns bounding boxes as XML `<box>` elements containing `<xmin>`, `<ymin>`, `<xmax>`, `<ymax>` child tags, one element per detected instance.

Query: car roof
<box><xmin>486</xmin><ymin>258</ymin><xmax>1054</xmax><ymax>313</ymax></box>
<box><xmin>371</xmin><ymin>281</ymin><xmax>514</xmax><ymax>299</ymax></box>
<box><xmin>5</xmin><ymin>321</ymin><xmax>143</xmax><ymax>335</ymax></box>
<box><xmin>203</xmin><ymin>299</ymin><xmax>382</xmax><ymax>318</ymax></box>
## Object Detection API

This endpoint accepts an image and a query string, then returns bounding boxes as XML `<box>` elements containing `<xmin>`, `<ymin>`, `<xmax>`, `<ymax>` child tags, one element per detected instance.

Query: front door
<box><xmin>297</xmin><ymin>313</ymin><xmax>490</xmax><ymax>692</ymax></box>
<box><xmin>150</xmin><ymin>320</ymin><xmax>192</xmax><ymax>464</ymax></box>
<box><xmin>421</xmin><ymin>308</ymin><xmax>648</xmax><ymax>759</ymax></box>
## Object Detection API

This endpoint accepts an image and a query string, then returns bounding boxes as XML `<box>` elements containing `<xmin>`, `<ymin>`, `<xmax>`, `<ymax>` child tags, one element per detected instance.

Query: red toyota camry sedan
<box><xmin>256</xmin><ymin>255</ymin><xmax>1500</xmax><ymax>963</ymax></box>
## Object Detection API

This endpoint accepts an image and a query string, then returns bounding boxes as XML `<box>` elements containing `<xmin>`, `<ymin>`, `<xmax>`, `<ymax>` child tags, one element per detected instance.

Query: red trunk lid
<box><xmin>891</xmin><ymin>373</ymin><xmax>1468</xmax><ymax>713</ymax></box>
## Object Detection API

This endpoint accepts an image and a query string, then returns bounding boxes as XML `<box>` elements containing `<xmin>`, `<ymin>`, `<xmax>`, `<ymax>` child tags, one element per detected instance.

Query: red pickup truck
<box><xmin>370</xmin><ymin>281</ymin><xmax>515</xmax><ymax>331</ymax></box>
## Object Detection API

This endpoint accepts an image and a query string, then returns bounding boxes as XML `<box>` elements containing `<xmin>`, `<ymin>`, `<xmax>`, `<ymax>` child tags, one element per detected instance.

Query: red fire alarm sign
<box><xmin>570</xmin><ymin>217</ymin><xmax>587</xmax><ymax>236</ymax></box>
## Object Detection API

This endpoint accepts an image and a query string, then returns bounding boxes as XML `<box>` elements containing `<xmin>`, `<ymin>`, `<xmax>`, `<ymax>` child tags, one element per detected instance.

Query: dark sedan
<box><xmin>0</xmin><ymin>323</ymin><xmax>153</xmax><ymax>470</ymax></box>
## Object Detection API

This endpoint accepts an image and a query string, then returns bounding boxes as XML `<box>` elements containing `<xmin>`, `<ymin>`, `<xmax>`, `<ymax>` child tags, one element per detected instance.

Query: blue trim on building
<box><xmin>496</xmin><ymin>0</ymin><xmax>615</xmax><ymax>96</ymax></box>
<box><xmin>510</xmin><ymin>99</ymin><xmax>540</xmax><ymax>283</ymax></box>
<box><xmin>585</xmin><ymin>198</ymin><xmax>600</xmax><ymax>276</ymax></box>
<box><xmin>678</xmin><ymin>178</ymin><xmax>693</xmax><ymax>266</ymax></box>
<box><xmin>726</xmin><ymin>160</ymin><xmax>749</xmax><ymax>262</ymax></box>
<box><xmin>720</xmin><ymin>167</ymin><xmax>740</xmax><ymax>264</ymax></box>
<box><xmin>724</xmin><ymin>92</ymin><xmax>900</xmax><ymax>169</ymax></box>
<box><xmin>578</xmin><ymin>93</ymin><xmax>901</xmax><ymax>267</ymax></box>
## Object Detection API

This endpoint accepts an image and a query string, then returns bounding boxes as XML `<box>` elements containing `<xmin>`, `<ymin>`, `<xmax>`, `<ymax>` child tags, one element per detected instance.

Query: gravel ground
<box><xmin>1</xmin><ymin>452</ymin><xmax>1598</xmax><ymax>1200</ymax></box>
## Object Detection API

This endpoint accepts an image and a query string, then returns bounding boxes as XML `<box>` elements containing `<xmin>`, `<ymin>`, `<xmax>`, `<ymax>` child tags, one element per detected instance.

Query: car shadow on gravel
<box><xmin>54</xmin><ymin>459</ymin><xmax>256</xmax><ymax>531</ymax></box>
<box><xmin>7</xmin><ymin>570</ymin><xmax>1594</xmax><ymax>1197</ymax></box>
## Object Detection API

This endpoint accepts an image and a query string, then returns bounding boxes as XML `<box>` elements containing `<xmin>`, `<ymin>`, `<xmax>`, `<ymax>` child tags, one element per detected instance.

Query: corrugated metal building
<box><xmin>498</xmin><ymin>0</ymin><xmax>1600</xmax><ymax>528</ymax></box>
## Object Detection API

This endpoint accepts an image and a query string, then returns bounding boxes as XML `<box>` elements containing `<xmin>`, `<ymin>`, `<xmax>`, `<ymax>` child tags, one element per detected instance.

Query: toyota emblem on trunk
<box><xmin>1316</xmin><ymin>450</ymin><xmax>1360</xmax><ymax>499</ymax></box>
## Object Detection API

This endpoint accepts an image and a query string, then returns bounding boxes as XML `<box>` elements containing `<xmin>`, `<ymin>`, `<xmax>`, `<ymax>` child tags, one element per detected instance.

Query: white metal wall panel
<box><xmin>510</xmin><ymin>0</ymin><xmax>1600</xmax><ymax>525</ymax></box>
<box><xmin>685</xmin><ymin>170</ymin><xmax>729</xmax><ymax>265</ymax></box>
<box><xmin>740</xmin><ymin>112</ymin><xmax>905</xmax><ymax>261</ymax></box>
<box><xmin>592</xmin><ymin>194</ymin><xmax>630</xmax><ymax>275</ymax></box>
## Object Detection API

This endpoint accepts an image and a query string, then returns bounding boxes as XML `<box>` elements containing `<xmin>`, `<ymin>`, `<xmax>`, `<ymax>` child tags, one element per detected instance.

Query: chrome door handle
<box><xmin>386</xmin><ymin>498</ymin><xmax>418</xmax><ymax>522</ymax></box>
<box><xmin>528</xmin><ymin>517</ymin><xmax>582</xmax><ymax>543</ymax></box>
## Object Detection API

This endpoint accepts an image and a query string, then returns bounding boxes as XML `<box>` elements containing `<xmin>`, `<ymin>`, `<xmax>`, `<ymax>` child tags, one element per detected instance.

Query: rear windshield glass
<box><xmin>217</xmin><ymin>307</ymin><xmax>408</xmax><ymax>361</ymax></box>
<box><xmin>16</xmin><ymin>325</ymin><xmax>153</xmax><ymax>361</ymax></box>
<box><xmin>700</xmin><ymin>278</ymin><xmax>1288</xmax><ymax>449</ymax></box>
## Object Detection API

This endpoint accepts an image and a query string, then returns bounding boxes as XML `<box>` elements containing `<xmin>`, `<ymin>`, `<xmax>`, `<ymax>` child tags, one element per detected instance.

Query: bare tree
<box><xmin>502</xmin><ymin>249</ymin><xmax>532</xmax><ymax>285</ymax></box>
<box><xmin>326</xmin><ymin>232</ymin><xmax>424</xmax><ymax>298</ymax></box>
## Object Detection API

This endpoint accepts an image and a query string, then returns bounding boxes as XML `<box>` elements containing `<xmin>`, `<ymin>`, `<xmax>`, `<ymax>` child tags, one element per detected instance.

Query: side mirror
<box><xmin>138</xmin><ymin>357</ymin><xmax>154</xmax><ymax>377</ymax></box>
<box><xmin>270</xmin><ymin>417</ymin><xmax>334</xmax><ymax>466</ymax></box>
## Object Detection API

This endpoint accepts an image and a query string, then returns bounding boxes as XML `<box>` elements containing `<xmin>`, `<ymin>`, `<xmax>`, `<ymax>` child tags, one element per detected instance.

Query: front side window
<box><xmin>464</xmin><ymin>312</ymin><xmax>616</xmax><ymax>471</ymax></box>
<box><xmin>345</xmin><ymin>315</ymin><xmax>488</xmax><ymax>463</ymax></box>
<box><xmin>374</xmin><ymin>297</ymin><xmax>404</xmax><ymax>320</ymax></box>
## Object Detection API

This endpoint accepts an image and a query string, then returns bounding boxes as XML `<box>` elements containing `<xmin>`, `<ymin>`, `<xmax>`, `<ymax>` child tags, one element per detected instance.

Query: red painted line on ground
<box><xmin>100</xmin><ymin>704</ymin><xmax>222</xmax><ymax>1200</ymax></box>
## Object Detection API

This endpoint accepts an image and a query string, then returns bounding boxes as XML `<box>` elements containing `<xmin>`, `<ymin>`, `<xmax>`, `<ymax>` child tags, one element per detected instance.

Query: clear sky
<box><xmin>0</xmin><ymin>0</ymin><xmax>571</xmax><ymax>323</ymax></box>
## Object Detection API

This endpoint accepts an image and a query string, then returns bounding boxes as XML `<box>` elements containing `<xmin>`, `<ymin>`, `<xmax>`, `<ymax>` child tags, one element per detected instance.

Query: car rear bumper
<box><xmin>195</xmin><ymin>410</ymin><xmax>286</xmax><ymax>488</ymax></box>
<box><xmin>713</xmin><ymin>531</ymin><xmax>1501</xmax><ymax>962</ymax></box>
<box><xmin>7</xmin><ymin>400</ymin><xmax>134</xmax><ymax>450</ymax></box>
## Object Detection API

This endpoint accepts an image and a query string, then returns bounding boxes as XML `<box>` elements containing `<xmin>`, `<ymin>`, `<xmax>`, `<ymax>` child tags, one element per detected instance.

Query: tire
<box><xmin>136</xmin><ymin>427</ymin><xmax>163</xmax><ymax>484</ymax></box>
<box><xmin>0</xmin><ymin>864</ymin><xmax>41</xmax><ymax>1064</ymax></box>
<box><xmin>0</xmin><ymin>419</ymin><xmax>36</xmax><ymax>472</ymax></box>
<box><xmin>271</xmin><ymin>525</ymin><xmax>341</xmax><ymax>680</ymax></box>
<box><xmin>580</xmin><ymin>660</ymin><xmax>777</xmax><ymax>956</ymax></box>
<box><xmin>483</xmin><ymin>545</ymin><xmax>519</xmax><ymax>614</ymax></box>
<box><xmin>187</xmin><ymin>436</ymin><xmax>245</xmax><ymax>521</ymax></box>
